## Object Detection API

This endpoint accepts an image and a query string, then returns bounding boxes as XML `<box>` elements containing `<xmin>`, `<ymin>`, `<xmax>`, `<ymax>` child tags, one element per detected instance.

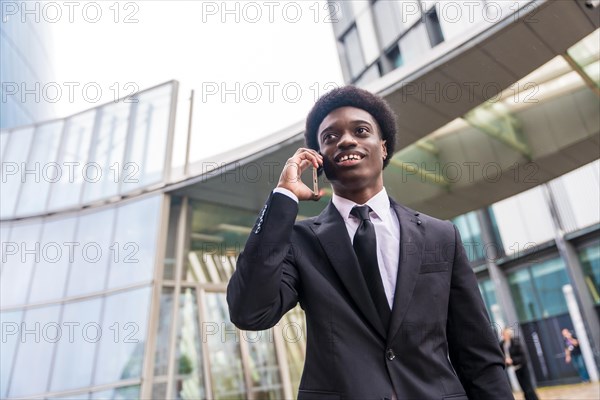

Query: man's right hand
<box><xmin>277</xmin><ymin>148</ymin><xmax>323</xmax><ymax>201</ymax></box>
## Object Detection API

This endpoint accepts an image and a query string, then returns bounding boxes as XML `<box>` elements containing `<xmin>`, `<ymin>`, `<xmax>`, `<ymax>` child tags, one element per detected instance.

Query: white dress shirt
<box><xmin>273</xmin><ymin>187</ymin><xmax>401</xmax><ymax>308</ymax></box>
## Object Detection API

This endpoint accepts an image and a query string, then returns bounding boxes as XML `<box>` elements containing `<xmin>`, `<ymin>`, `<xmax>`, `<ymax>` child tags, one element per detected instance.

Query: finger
<box><xmin>294</xmin><ymin>148</ymin><xmax>323</xmax><ymax>168</ymax></box>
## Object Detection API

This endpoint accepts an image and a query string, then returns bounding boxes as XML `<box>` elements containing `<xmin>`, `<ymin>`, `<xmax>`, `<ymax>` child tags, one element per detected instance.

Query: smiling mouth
<box><xmin>335</xmin><ymin>153</ymin><xmax>365</xmax><ymax>166</ymax></box>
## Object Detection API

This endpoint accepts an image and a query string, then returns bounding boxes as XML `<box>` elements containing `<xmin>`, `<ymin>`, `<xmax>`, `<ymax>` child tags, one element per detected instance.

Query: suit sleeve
<box><xmin>446</xmin><ymin>224</ymin><xmax>513</xmax><ymax>399</ymax></box>
<box><xmin>227</xmin><ymin>192</ymin><xmax>300</xmax><ymax>331</ymax></box>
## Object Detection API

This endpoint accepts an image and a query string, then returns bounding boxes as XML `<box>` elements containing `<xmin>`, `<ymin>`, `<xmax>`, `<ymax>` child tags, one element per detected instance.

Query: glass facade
<box><xmin>146</xmin><ymin>198</ymin><xmax>304</xmax><ymax>399</ymax></box>
<box><xmin>0</xmin><ymin>0</ymin><xmax>56</xmax><ymax>129</ymax></box>
<box><xmin>0</xmin><ymin>81</ymin><xmax>176</xmax><ymax>398</ymax></box>
<box><xmin>0</xmin><ymin>81</ymin><xmax>177</xmax><ymax>219</ymax></box>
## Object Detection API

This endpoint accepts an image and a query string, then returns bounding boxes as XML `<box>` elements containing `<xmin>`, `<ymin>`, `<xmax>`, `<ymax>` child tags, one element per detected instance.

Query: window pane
<box><xmin>579</xmin><ymin>244</ymin><xmax>600</xmax><ymax>305</ymax></box>
<box><xmin>174</xmin><ymin>288</ymin><xmax>206</xmax><ymax>400</ymax></box>
<box><xmin>154</xmin><ymin>287</ymin><xmax>175</xmax><ymax>376</ymax></box>
<box><xmin>399</xmin><ymin>22</ymin><xmax>431</xmax><ymax>66</ymax></box>
<box><xmin>508</xmin><ymin>269</ymin><xmax>541</xmax><ymax>322</ymax></box>
<box><xmin>0</xmin><ymin>310</ymin><xmax>22</xmax><ymax>398</ymax></box>
<box><xmin>47</xmin><ymin>111</ymin><xmax>95</xmax><ymax>211</ymax></box>
<box><xmin>16</xmin><ymin>120</ymin><xmax>63</xmax><ymax>217</ymax></box>
<box><xmin>373</xmin><ymin>0</ymin><xmax>403</xmax><ymax>48</ymax></box>
<box><xmin>28</xmin><ymin>216</ymin><xmax>77</xmax><ymax>303</ymax></box>
<box><xmin>531</xmin><ymin>258</ymin><xmax>570</xmax><ymax>318</ymax></box>
<box><xmin>342</xmin><ymin>27</ymin><xmax>365</xmax><ymax>79</ymax></box>
<box><xmin>93</xmin><ymin>287</ymin><xmax>152</xmax><ymax>386</ymax></box>
<box><xmin>9</xmin><ymin>304</ymin><xmax>61</xmax><ymax>398</ymax></box>
<box><xmin>0</xmin><ymin>221</ymin><xmax>42</xmax><ymax>307</ymax></box>
<box><xmin>0</xmin><ymin>127</ymin><xmax>35</xmax><ymax>219</ymax></box>
<box><xmin>478</xmin><ymin>278</ymin><xmax>499</xmax><ymax>323</ymax></box>
<box><xmin>123</xmin><ymin>84</ymin><xmax>173</xmax><ymax>192</ymax></box>
<box><xmin>107</xmin><ymin>195</ymin><xmax>161</xmax><ymax>289</ymax></box>
<box><xmin>50</xmin><ymin>297</ymin><xmax>102</xmax><ymax>392</ymax></box>
<box><xmin>82</xmin><ymin>102</ymin><xmax>131</xmax><ymax>203</ymax></box>
<box><xmin>492</xmin><ymin>186</ymin><xmax>556</xmax><ymax>255</ymax></box>
<box><xmin>204</xmin><ymin>292</ymin><xmax>246</xmax><ymax>399</ymax></box>
<box><xmin>66</xmin><ymin>207</ymin><xmax>116</xmax><ymax>297</ymax></box>
<box><xmin>246</xmin><ymin>329</ymin><xmax>284</xmax><ymax>399</ymax></box>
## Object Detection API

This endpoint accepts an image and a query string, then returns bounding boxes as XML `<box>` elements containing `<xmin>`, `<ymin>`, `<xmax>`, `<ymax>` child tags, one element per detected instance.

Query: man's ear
<box><xmin>381</xmin><ymin>140</ymin><xmax>387</xmax><ymax>160</ymax></box>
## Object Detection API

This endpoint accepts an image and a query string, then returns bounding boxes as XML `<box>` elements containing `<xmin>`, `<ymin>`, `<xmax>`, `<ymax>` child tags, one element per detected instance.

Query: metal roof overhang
<box><xmin>171</xmin><ymin>0</ymin><xmax>600</xmax><ymax>219</ymax></box>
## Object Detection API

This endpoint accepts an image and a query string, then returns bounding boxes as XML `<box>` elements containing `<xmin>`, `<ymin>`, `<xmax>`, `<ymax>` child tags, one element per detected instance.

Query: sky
<box><xmin>47</xmin><ymin>0</ymin><xmax>344</xmax><ymax>159</ymax></box>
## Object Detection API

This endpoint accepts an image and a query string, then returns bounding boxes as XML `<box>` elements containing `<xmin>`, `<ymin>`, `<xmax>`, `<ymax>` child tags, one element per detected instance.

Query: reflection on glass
<box><xmin>16</xmin><ymin>120</ymin><xmax>63</xmax><ymax>216</ymax></box>
<box><xmin>478</xmin><ymin>278</ymin><xmax>499</xmax><ymax>323</ymax></box>
<box><xmin>0</xmin><ymin>310</ymin><xmax>22</xmax><ymax>398</ymax></box>
<box><xmin>508</xmin><ymin>269</ymin><xmax>541</xmax><ymax>322</ymax></box>
<box><xmin>47</xmin><ymin>111</ymin><xmax>95</xmax><ymax>211</ymax></box>
<box><xmin>94</xmin><ymin>287</ymin><xmax>151</xmax><ymax>386</ymax></box>
<box><xmin>531</xmin><ymin>258</ymin><xmax>570</xmax><ymax>318</ymax></box>
<box><xmin>281</xmin><ymin>307</ymin><xmax>306</xmax><ymax>395</ymax></box>
<box><xmin>107</xmin><ymin>195</ymin><xmax>161</xmax><ymax>289</ymax></box>
<box><xmin>9</xmin><ymin>304</ymin><xmax>61</xmax><ymax>398</ymax></box>
<box><xmin>0</xmin><ymin>221</ymin><xmax>41</xmax><ymax>306</ymax></box>
<box><xmin>0</xmin><ymin>127</ymin><xmax>34</xmax><ymax>219</ymax></box>
<box><xmin>579</xmin><ymin>244</ymin><xmax>600</xmax><ymax>305</ymax></box>
<box><xmin>246</xmin><ymin>328</ymin><xmax>284</xmax><ymax>399</ymax></box>
<box><xmin>66</xmin><ymin>206</ymin><xmax>115</xmax><ymax>296</ymax></box>
<box><xmin>204</xmin><ymin>292</ymin><xmax>246</xmax><ymax>399</ymax></box>
<box><xmin>452</xmin><ymin>211</ymin><xmax>485</xmax><ymax>262</ymax></box>
<box><xmin>83</xmin><ymin>101</ymin><xmax>131</xmax><ymax>203</ymax></box>
<box><xmin>50</xmin><ymin>297</ymin><xmax>102</xmax><ymax>392</ymax></box>
<box><xmin>28</xmin><ymin>216</ymin><xmax>77</xmax><ymax>303</ymax></box>
<box><xmin>123</xmin><ymin>84</ymin><xmax>173</xmax><ymax>191</ymax></box>
<box><xmin>154</xmin><ymin>287</ymin><xmax>175</xmax><ymax>376</ymax></box>
<box><xmin>174</xmin><ymin>288</ymin><xmax>205</xmax><ymax>400</ymax></box>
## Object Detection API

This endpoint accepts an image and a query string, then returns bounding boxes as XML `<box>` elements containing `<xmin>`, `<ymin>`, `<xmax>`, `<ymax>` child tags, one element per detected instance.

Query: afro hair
<box><xmin>304</xmin><ymin>86</ymin><xmax>397</xmax><ymax>168</ymax></box>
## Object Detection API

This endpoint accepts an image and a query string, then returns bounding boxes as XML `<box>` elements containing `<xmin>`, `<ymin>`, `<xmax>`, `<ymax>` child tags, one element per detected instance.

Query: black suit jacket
<box><xmin>227</xmin><ymin>192</ymin><xmax>512</xmax><ymax>400</ymax></box>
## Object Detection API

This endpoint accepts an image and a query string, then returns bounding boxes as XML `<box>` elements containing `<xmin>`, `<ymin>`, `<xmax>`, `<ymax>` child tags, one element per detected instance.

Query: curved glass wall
<box><xmin>0</xmin><ymin>194</ymin><xmax>164</xmax><ymax>399</ymax></box>
<box><xmin>0</xmin><ymin>81</ymin><xmax>177</xmax><ymax>220</ymax></box>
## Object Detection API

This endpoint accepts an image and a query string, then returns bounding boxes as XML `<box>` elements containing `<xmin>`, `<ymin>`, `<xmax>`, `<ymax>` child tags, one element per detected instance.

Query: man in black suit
<box><xmin>227</xmin><ymin>86</ymin><xmax>513</xmax><ymax>399</ymax></box>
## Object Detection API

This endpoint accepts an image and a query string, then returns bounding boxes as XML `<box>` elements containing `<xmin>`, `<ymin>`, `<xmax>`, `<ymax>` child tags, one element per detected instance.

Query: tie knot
<box><xmin>350</xmin><ymin>205</ymin><xmax>372</xmax><ymax>221</ymax></box>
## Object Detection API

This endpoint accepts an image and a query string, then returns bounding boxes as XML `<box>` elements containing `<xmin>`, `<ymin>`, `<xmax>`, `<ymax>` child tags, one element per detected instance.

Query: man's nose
<box><xmin>337</xmin><ymin>132</ymin><xmax>357</xmax><ymax>148</ymax></box>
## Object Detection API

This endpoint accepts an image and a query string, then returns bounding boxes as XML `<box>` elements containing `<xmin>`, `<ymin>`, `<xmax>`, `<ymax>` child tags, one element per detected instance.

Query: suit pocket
<box><xmin>419</xmin><ymin>262</ymin><xmax>449</xmax><ymax>274</ymax></box>
<box><xmin>442</xmin><ymin>394</ymin><xmax>468</xmax><ymax>400</ymax></box>
<box><xmin>298</xmin><ymin>389</ymin><xmax>341</xmax><ymax>400</ymax></box>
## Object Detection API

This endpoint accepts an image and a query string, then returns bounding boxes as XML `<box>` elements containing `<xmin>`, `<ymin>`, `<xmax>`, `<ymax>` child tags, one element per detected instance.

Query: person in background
<box><xmin>562</xmin><ymin>328</ymin><xmax>590</xmax><ymax>382</ymax></box>
<box><xmin>500</xmin><ymin>328</ymin><xmax>539</xmax><ymax>400</ymax></box>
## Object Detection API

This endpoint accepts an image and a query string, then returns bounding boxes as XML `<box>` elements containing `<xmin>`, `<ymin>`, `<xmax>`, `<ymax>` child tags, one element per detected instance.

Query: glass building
<box><xmin>0</xmin><ymin>0</ymin><xmax>56</xmax><ymax>129</ymax></box>
<box><xmin>1</xmin><ymin>1</ymin><xmax>599</xmax><ymax>398</ymax></box>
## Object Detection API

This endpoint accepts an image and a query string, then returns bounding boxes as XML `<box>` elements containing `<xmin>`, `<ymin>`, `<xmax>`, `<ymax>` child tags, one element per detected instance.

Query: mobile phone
<box><xmin>313</xmin><ymin>165</ymin><xmax>319</xmax><ymax>196</ymax></box>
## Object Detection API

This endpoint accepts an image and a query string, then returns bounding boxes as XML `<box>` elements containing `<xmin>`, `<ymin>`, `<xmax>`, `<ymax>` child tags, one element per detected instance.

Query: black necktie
<box><xmin>350</xmin><ymin>205</ymin><xmax>391</xmax><ymax>330</ymax></box>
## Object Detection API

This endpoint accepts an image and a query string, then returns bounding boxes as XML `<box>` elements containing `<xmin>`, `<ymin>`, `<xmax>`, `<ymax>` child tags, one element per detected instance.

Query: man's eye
<box><xmin>323</xmin><ymin>133</ymin><xmax>336</xmax><ymax>141</ymax></box>
<box><xmin>356</xmin><ymin>127</ymin><xmax>368</xmax><ymax>134</ymax></box>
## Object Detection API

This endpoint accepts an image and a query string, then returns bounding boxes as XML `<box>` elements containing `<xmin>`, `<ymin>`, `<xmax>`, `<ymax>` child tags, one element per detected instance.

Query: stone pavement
<box><xmin>513</xmin><ymin>382</ymin><xmax>599</xmax><ymax>400</ymax></box>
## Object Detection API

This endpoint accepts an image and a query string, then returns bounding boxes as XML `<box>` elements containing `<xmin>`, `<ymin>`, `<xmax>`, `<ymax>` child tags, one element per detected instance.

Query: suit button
<box><xmin>386</xmin><ymin>349</ymin><xmax>395</xmax><ymax>361</ymax></box>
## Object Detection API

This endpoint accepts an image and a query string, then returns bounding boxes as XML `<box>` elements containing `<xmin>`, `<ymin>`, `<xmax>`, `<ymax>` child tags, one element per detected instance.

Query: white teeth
<box><xmin>338</xmin><ymin>154</ymin><xmax>362</xmax><ymax>162</ymax></box>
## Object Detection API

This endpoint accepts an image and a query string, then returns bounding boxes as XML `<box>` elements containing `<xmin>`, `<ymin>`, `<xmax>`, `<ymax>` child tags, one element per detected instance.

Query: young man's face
<box><xmin>317</xmin><ymin>106</ymin><xmax>387</xmax><ymax>196</ymax></box>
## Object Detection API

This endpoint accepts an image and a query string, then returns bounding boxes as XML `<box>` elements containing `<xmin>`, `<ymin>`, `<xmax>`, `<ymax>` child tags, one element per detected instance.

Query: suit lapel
<box><xmin>387</xmin><ymin>200</ymin><xmax>424</xmax><ymax>342</ymax></box>
<box><xmin>310</xmin><ymin>202</ymin><xmax>387</xmax><ymax>339</ymax></box>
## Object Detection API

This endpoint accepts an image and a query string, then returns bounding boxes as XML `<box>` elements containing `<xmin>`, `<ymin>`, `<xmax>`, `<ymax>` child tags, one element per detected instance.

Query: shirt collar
<box><xmin>332</xmin><ymin>187</ymin><xmax>391</xmax><ymax>221</ymax></box>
